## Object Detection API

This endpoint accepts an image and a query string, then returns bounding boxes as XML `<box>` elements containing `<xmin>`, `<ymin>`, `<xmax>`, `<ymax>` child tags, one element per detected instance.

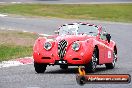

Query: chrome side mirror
<box><xmin>54</xmin><ymin>30</ymin><xmax>59</xmax><ymax>35</ymax></box>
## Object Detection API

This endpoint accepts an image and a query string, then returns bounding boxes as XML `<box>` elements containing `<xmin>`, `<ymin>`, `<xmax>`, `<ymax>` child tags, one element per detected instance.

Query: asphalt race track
<box><xmin>0</xmin><ymin>0</ymin><xmax>132</xmax><ymax>4</ymax></box>
<box><xmin>0</xmin><ymin>15</ymin><xmax>132</xmax><ymax>88</ymax></box>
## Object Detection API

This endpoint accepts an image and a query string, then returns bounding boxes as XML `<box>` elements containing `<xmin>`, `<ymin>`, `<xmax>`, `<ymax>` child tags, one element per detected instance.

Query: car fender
<box><xmin>81</xmin><ymin>39</ymin><xmax>96</xmax><ymax>63</ymax></box>
<box><xmin>33</xmin><ymin>37</ymin><xmax>46</xmax><ymax>55</ymax></box>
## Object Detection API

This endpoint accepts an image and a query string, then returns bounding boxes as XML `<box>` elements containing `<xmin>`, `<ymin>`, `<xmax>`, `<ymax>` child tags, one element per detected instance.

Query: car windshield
<box><xmin>59</xmin><ymin>24</ymin><xmax>98</xmax><ymax>36</ymax></box>
<box><xmin>78</xmin><ymin>25</ymin><xmax>98</xmax><ymax>36</ymax></box>
<box><xmin>59</xmin><ymin>25</ymin><xmax>78</xmax><ymax>36</ymax></box>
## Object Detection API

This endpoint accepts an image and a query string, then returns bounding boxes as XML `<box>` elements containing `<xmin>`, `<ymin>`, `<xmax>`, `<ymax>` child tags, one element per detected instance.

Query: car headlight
<box><xmin>44</xmin><ymin>42</ymin><xmax>52</xmax><ymax>50</ymax></box>
<box><xmin>72</xmin><ymin>42</ymin><xmax>80</xmax><ymax>51</ymax></box>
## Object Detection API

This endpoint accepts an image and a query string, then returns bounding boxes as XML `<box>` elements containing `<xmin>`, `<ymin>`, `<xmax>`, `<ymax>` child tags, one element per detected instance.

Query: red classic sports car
<box><xmin>33</xmin><ymin>22</ymin><xmax>117</xmax><ymax>73</ymax></box>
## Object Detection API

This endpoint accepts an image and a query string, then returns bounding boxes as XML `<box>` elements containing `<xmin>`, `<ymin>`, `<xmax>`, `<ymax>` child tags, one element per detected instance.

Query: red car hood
<box><xmin>53</xmin><ymin>35</ymin><xmax>94</xmax><ymax>45</ymax></box>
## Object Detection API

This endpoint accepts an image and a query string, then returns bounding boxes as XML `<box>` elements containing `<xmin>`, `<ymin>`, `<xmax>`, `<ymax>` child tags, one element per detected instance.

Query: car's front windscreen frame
<box><xmin>59</xmin><ymin>24</ymin><xmax>98</xmax><ymax>36</ymax></box>
<box><xmin>59</xmin><ymin>25</ymin><xmax>78</xmax><ymax>36</ymax></box>
<box><xmin>78</xmin><ymin>25</ymin><xmax>98</xmax><ymax>36</ymax></box>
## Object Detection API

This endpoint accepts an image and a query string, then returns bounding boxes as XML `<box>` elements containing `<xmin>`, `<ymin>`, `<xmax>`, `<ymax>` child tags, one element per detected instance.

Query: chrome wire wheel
<box><xmin>112</xmin><ymin>52</ymin><xmax>116</xmax><ymax>66</ymax></box>
<box><xmin>91</xmin><ymin>52</ymin><xmax>98</xmax><ymax>71</ymax></box>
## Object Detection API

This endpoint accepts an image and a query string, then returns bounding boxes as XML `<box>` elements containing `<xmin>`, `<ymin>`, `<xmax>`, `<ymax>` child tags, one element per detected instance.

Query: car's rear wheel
<box><xmin>85</xmin><ymin>48</ymin><xmax>98</xmax><ymax>73</ymax></box>
<box><xmin>34</xmin><ymin>62</ymin><xmax>47</xmax><ymax>73</ymax></box>
<box><xmin>105</xmin><ymin>51</ymin><xmax>117</xmax><ymax>69</ymax></box>
<box><xmin>60</xmin><ymin>65</ymin><xmax>68</xmax><ymax>70</ymax></box>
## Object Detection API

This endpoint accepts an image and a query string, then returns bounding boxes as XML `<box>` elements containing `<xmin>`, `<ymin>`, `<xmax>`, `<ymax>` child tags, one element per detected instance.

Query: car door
<box><xmin>104</xmin><ymin>40</ymin><xmax>113</xmax><ymax>63</ymax></box>
<box><xmin>98</xmin><ymin>28</ymin><xmax>109</xmax><ymax>64</ymax></box>
<box><xmin>100</xmin><ymin>28</ymin><xmax>113</xmax><ymax>64</ymax></box>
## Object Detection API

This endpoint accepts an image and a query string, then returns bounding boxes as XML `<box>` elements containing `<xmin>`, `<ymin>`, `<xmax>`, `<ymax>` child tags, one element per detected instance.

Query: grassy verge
<box><xmin>0</xmin><ymin>4</ymin><xmax>132</xmax><ymax>22</ymax></box>
<box><xmin>0</xmin><ymin>45</ymin><xmax>32</xmax><ymax>62</ymax></box>
<box><xmin>0</xmin><ymin>30</ymin><xmax>38</xmax><ymax>62</ymax></box>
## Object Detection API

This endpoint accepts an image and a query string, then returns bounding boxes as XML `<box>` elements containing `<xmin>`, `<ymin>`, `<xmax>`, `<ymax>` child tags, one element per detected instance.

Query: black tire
<box><xmin>60</xmin><ymin>65</ymin><xmax>68</xmax><ymax>70</ymax></box>
<box><xmin>34</xmin><ymin>62</ymin><xmax>47</xmax><ymax>73</ymax></box>
<box><xmin>105</xmin><ymin>51</ymin><xmax>117</xmax><ymax>69</ymax></box>
<box><xmin>85</xmin><ymin>48</ymin><xmax>98</xmax><ymax>73</ymax></box>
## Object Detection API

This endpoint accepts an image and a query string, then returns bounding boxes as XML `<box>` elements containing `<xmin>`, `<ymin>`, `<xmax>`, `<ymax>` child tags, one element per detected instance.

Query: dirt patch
<box><xmin>0</xmin><ymin>29</ymin><xmax>38</xmax><ymax>46</ymax></box>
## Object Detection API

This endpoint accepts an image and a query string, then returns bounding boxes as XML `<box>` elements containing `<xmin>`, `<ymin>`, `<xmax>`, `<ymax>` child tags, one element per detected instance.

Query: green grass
<box><xmin>0</xmin><ymin>4</ymin><xmax>132</xmax><ymax>22</ymax></box>
<box><xmin>0</xmin><ymin>45</ymin><xmax>32</xmax><ymax>62</ymax></box>
<box><xmin>0</xmin><ymin>30</ymin><xmax>38</xmax><ymax>62</ymax></box>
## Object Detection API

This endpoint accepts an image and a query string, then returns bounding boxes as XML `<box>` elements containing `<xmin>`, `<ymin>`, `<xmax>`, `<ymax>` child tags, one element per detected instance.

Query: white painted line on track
<box><xmin>0</xmin><ymin>57</ymin><xmax>34</xmax><ymax>68</ymax></box>
<box><xmin>0</xmin><ymin>61</ymin><xmax>23</xmax><ymax>68</ymax></box>
<box><xmin>0</xmin><ymin>27</ymin><xmax>51</xmax><ymax>37</ymax></box>
<box><xmin>11</xmin><ymin>2</ymin><xmax>22</xmax><ymax>4</ymax></box>
<box><xmin>0</xmin><ymin>2</ymin><xmax>5</xmax><ymax>4</ymax></box>
<box><xmin>39</xmin><ymin>33</ymin><xmax>51</xmax><ymax>37</ymax></box>
<box><xmin>27</xmin><ymin>87</ymin><xmax>41</xmax><ymax>88</ymax></box>
<box><xmin>22</xmin><ymin>30</ymin><xmax>51</xmax><ymax>37</ymax></box>
<box><xmin>0</xmin><ymin>14</ymin><xmax>8</xmax><ymax>17</ymax></box>
<box><xmin>0</xmin><ymin>27</ymin><xmax>6</xmax><ymax>30</ymax></box>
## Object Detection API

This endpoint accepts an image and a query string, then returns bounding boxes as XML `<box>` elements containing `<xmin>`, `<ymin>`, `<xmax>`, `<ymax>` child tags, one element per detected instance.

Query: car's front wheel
<box><xmin>85</xmin><ymin>48</ymin><xmax>98</xmax><ymax>73</ymax></box>
<box><xmin>34</xmin><ymin>62</ymin><xmax>47</xmax><ymax>73</ymax></box>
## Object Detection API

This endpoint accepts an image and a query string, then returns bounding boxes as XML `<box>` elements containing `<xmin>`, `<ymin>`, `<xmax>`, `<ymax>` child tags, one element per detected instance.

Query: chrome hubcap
<box><xmin>112</xmin><ymin>52</ymin><xmax>117</xmax><ymax>66</ymax></box>
<box><xmin>92</xmin><ymin>52</ymin><xmax>97</xmax><ymax>70</ymax></box>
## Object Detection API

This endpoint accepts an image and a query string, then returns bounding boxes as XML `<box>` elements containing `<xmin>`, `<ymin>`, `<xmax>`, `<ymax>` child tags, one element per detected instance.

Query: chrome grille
<box><xmin>58</xmin><ymin>40</ymin><xmax>67</xmax><ymax>60</ymax></box>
